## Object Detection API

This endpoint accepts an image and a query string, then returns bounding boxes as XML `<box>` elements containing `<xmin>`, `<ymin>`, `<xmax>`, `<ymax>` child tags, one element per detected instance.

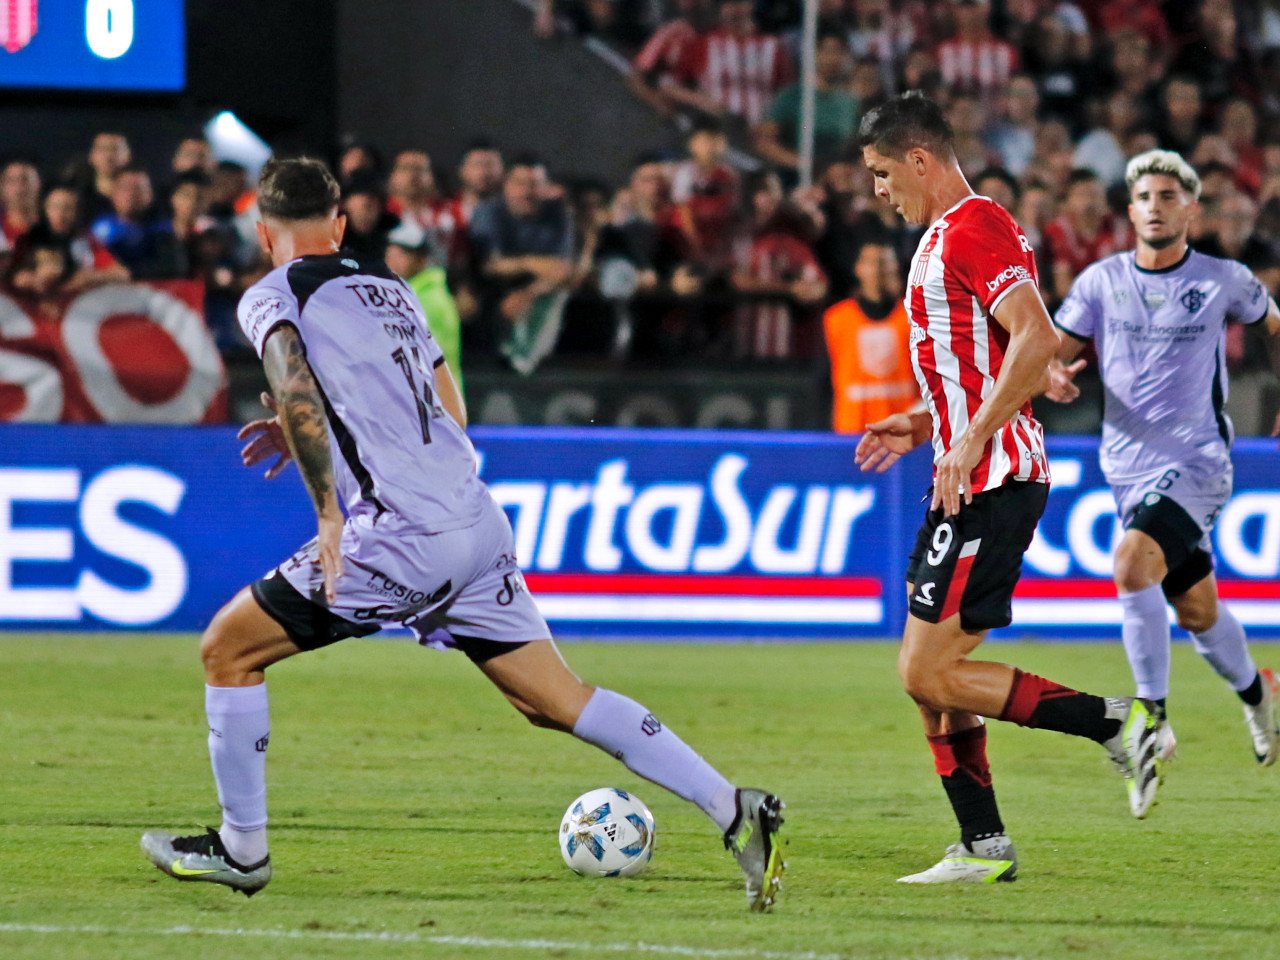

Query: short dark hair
<box><xmin>257</xmin><ymin>157</ymin><xmax>341</xmax><ymax>221</ymax></box>
<box><xmin>857</xmin><ymin>91</ymin><xmax>954</xmax><ymax>160</ymax></box>
<box><xmin>974</xmin><ymin>166</ymin><xmax>1021</xmax><ymax>204</ymax></box>
<box><xmin>690</xmin><ymin>114</ymin><xmax>727</xmax><ymax>138</ymax></box>
<box><xmin>1065</xmin><ymin>168</ymin><xmax>1100</xmax><ymax>188</ymax></box>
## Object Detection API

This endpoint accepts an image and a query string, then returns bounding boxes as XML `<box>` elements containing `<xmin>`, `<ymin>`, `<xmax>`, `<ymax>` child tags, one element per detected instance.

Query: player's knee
<box><xmin>1175</xmin><ymin>598</ymin><xmax>1218</xmax><ymax>634</ymax></box>
<box><xmin>199</xmin><ymin>623</ymin><xmax>237</xmax><ymax>682</ymax></box>
<box><xmin>898</xmin><ymin>653</ymin><xmax>946</xmax><ymax>709</ymax></box>
<box><xmin>1113</xmin><ymin>551</ymin><xmax>1159</xmax><ymax>594</ymax></box>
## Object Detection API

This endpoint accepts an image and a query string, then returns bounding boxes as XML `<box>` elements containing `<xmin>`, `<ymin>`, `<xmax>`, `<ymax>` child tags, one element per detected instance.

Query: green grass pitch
<box><xmin>1</xmin><ymin>635</ymin><xmax>1278</xmax><ymax>960</ymax></box>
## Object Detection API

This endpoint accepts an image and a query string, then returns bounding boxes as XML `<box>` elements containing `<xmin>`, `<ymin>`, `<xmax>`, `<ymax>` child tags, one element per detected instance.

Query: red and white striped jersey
<box><xmin>906</xmin><ymin>195</ymin><xmax>1049</xmax><ymax>493</ymax></box>
<box><xmin>677</xmin><ymin>28</ymin><xmax>791</xmax><ymax>124</ymax></box>
<box><xmin>934</xmin><ymin>37</ymin><xmax>1018</xmax><ymax>97</ymax></box>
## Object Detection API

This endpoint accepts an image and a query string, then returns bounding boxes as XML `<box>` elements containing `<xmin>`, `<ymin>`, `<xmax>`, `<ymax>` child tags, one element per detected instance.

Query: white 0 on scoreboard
<box><xmin>85</xmin><ymin>0</ymin><xmax>135</xmax><ymax>60</ymax></box>
<box><xmin>0</xmin><ymin>0</ymin><xmax>184</xmax><ymax>91</ymax></box>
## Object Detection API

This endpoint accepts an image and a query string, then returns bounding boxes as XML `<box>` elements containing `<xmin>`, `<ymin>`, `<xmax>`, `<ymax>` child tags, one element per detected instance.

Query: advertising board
<box><xmin>0</xmin><ymin>426</ymin><xmax>1275</xmax><ymax>638</ymax></box>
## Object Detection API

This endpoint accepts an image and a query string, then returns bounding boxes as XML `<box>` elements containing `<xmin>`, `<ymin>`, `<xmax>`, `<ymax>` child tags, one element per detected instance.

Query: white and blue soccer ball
<box><xmin>558</xmin><ymin>787</ymin><xmax>655</xmax><ymax>877</ymax></box>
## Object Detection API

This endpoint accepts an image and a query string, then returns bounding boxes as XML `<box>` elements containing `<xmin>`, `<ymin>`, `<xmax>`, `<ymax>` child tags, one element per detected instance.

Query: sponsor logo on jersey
<box><xmin>1113</xmin><ymin>289</ymin><xmax>1129</xmax><ymax>305</ymax></box>
<box><xmin>255</xmin><ymin>734</ymin><xmax>270</xmax><ymax>753</ymax></box>
<box><xmin>1142</xmin><ymin>291</ymin><xmax>1167</xmax><ymax>309</ymax></box>
<box><xmin>986</xmin><ymin>265</ymin><xmax>1031</xmax><ymax>292</ymax></box>
<box><xmin>1180</xmin><ymin>288</ymin><xmax>1205</xmax><ymax>313</ymax></box>
<box><xmin>915</xmin><ymin>582</ymin><xmax>936</xmax><ymax>606</ymax></box>
<box><xmin>641</xmin><ymin>713</ymin><xmax>662</xmax><ymax>736</ymax></box>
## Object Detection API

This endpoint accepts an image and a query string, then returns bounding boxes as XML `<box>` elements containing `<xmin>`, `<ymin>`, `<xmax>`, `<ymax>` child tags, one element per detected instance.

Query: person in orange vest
<box><xmin>823</xmin><ymin>239</ymin><xmax>920</xmax><ymax>433</ymax></box>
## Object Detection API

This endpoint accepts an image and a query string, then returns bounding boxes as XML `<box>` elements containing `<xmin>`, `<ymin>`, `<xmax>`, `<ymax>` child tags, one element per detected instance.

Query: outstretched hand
<box><xmin>1044</xmin><ymin>358</ymin><xmax>1087</xmax><ymax>403</ymax></box>
<box><xmin>237</xmin><ymin>393</ymin><xmax>293</xmax><ymax>479</ymax></box>
<box><xmin>855</xmin><ymin>413</ymin><xmax>924</xmax><ymax>474</ymax></box>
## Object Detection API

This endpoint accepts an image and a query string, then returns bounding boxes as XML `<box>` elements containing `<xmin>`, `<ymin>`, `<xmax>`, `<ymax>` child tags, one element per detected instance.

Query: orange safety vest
<box><xmin>823</xmin><ymin>297</ymin><xmax>919</xmax><ymax>434</ymax></box>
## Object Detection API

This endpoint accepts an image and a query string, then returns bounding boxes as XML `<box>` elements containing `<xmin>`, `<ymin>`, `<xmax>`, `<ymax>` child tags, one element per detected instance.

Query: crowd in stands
<box><xmin>5</xmin><ymin>0</ymin><xmax>1280</xmax><ymax>429</ymax></box>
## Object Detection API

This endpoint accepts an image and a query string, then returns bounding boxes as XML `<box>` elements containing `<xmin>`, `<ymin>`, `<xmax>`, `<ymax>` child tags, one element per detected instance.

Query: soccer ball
<box><xmin>558</xmin><ymin>787</ymin><xmax>656</xmax><ymax>877</ymax></box>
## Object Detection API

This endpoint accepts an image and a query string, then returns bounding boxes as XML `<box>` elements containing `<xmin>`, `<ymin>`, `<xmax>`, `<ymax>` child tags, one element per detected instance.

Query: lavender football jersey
<box><xmin>238</xmin><ymin>253</ymin><xmax>486</xmax><ymax>532</ymax></box>
<box><xmin>1054</xmin><ymin>249</ymin><xmax>1269</xmax><ymax>483</ymax></box>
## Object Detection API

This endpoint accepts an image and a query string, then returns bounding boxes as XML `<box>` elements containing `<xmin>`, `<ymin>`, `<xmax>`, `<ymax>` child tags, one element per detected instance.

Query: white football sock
<box><xmin>206</xmin><ymin>683</ymin><xmax>270</xmax><ymax>865</ymax></box>
<box><xmin>1191</xmin><ymin>603</ymin><xmax>1258</xmax><ymax>691</ymax></box>
<box><xmin>1119</xmin><ymin>584</ymin><xmax>1171</xmax><ymax>700</ymax></box>
<box><xmin>572</xmin><ymin>688</ymin><xmax>738</xmax><ymax>833</ymax></box>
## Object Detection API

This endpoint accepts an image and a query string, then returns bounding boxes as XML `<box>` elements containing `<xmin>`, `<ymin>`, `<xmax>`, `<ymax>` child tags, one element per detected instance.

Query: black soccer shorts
<box><xmin>904</xmin><ymin>480</ymin><xmax>1049</xmax><ymax>632</ymax></box>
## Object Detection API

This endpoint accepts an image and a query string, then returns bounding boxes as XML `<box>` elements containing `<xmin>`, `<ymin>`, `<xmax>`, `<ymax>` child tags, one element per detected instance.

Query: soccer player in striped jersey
<box><xmin>854</xmin><ymin>93</ymin><xmax>1166</xmax><ymax>884</ymax></box>
<box><xmin>1047</xmin><ymin>149</ymin><xmax>1280</xmax><ymax>766</ymax></box>
<box><xmin>139</xmin><ymin>158</ymin><xmax>785</xmax><ymax>911</ymax></box>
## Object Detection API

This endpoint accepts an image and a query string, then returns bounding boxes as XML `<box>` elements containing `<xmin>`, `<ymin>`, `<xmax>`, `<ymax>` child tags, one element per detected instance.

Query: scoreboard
<box><xmin>0</xmin><ymin>1</ymin><xmax>184</xmax><ymax>91</ymax></box>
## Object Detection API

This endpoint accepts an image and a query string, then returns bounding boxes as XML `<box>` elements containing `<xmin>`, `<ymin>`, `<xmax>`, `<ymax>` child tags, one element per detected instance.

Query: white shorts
<box><xmin>1111</xmin><ymin>459</ymin><xmax>1233</xmax><ymax>556</ymax></box>
<box><xmin>256</xmin><ymin>492</ymin><xmax>549</xmax><ymax>654</ymax></box>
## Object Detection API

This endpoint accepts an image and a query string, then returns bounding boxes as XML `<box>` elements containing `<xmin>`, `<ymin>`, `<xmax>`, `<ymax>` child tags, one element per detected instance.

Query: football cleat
<box><xmin>1103</xmin><ymin>697</ymin><xmax>1164</xmax><ymax>819</ymax></box>
<box><xmin>1243</xmin><ymin>668</ymin><xmax>1280</xmax><ymax>766</ymax></box>
<box><xmin>897</xmin><ymin>837</ymin><xmax>1017</xmax><ymax>884</ymax></box>
<box><xmin>141</xmin><ymin>827</ymin><xmax>271</xmax><ymax>896</ymax></box>
<box><xmin>1155</xmin><ymin>720</ymin><xmax>1178</xmax><ymax>763</ymax></box>
<box><xmin>723</xmin><ymin>788</ymin><xmax>786</xmax><ymax>912</ymax></box>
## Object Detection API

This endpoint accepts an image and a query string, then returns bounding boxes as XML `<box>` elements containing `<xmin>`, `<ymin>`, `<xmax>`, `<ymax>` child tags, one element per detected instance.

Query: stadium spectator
<box><xmin>162</xmin><ymin>169</ymin><xmax>216</xmax><ymax>279</ymax></box>
<box><xmin>1155</xmin><ymin>76</ymin><xmax>1206</xmax><ymax>157</ymax></box>
<box><xmin>387</xmin><ymin>150</ymin><xmax>466</xmax><ymax>268</ymax></box>
<box><xmin>933</xmin><ymin>0</ymin><xmax>1018</xmax><ymax>101</ymax></box>
<box><xmin>7</xmin><ymin>184</ymin><xmax>128</xmax><ymax>296</ymax></box>
<box><xmin>1020</xmin><ymin>10</ymin><xmax>1086</xmax><ymax>131</ymax></box>
<box><xmin>1103</xmin><ymin>29</ymin><xmax>1161</xmax><ymax>117</ymax></box>
<box><xmin>385</xmin><ymin>218</ymin><xmax>465</xmax><ymax>393</ymax></box>
<box><xmin>1096</xmin><ymin>0</ymin><xmax>1171</xmax><ymax>50</ymax></box>
<box><xmin>1170</xmin><ymin>0</ymin><xmax>1257</xmax><ymax>110</ymax></box>
<box><xmin>1042</xmin><ymin>168</ymin><xmax>1133</xmax><ymax>301</ymax></box>
<box><xmin>667</xmin><ymin>0</ymin><xmax>791</xmax><ymax>125</ymax></box>
<box><xmin>91</xmin><ymin>167</ymin><xmax>183</xmax><ymax>279</ymax></box>
<box><xmin>339</xmin><ymin>170</ymin><xmax>398</xmax><ymax>259</ymax></box>
<box><xmin>468</xmin><ymin>155</ymin><xmax>575</xmax><ymax>373</ymax></box>
<box><xmin>1072</xmin><ymin>91</ymin><xmax>1140</xmax><ymax>187</ymax></box>
<box><xmin>83</xmin><ymin>131</ymin><xmax>131</xmax><ymax>225</ymax></box>
<box><xmin>669</xmin><ymin>117</ymin><xmax>740</xmax><ymax>278</ymax></box>
<box><xmin>730</xmin><ymin>170</ymin><xmax>827</xmax><ymax>359</ymax></box>
<box><xmin>1217</xmin><ymin>98</ymin><xmax>1265</xmax><ymax>196</ymax></box>
<box><xmin>946</xmin><ymin>93</ymin><xmax>997</xmax><ymax>178</ymax></box>
<box><xmin>171</xmin><ymin>137</ymin><xmax>215</xmax><ymax>179</ymax></box>
<box><xmin>848</xmin><ymin>0</ymin><xmax>920</xmax><ymax>94</ymax></box>
<box><xmin>628</xmin><ymin>0</ymin><xmax>713</xmax><ymax>119</ymax></box>
<box><xmin>974</xmin><ymin>166</ymin><xmax>1020</xmax><ymax>214</ymax></box>
<box><xmin>335</xmin><ymin>141</ymin><xmax>383</xmax><ymax>182</ymax></box>
<box><xmin>1195</xmin><ymin>191</ymin><xmax>1280</xmax><ymax>290</ymax></box>
<box><xmin>1</xmin><ymin>160</ymin><xmax>40</xmax><ymax>246</ymax></box>
<box><xmin>753</xmin><ymin>27</ymin><xmax>857</xmax><ymax>177</ymax></box>
<box><xmin>983</xmin><ymin>74</ymin><xmax>1038</xmax><ymax>177</ymax></box>
<box><xmin>822</xmin><ymin>238</ymin><xmax>915</xmax><ymax>432</ymax></box>
<box><xmin>456</xmin><ymin>140</ymin><xmax>505</xmax><ymax>224</ymax></box>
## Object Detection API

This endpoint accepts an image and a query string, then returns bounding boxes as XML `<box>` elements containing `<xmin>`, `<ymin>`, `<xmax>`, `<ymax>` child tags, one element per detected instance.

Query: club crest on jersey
<box><xmin>909</xmin><ymin>253</ymin><xmax>931</xmax><ymax>288</ymax></box>
<box><xmin>1180</xmin><ymin>288</ymin><xmax>1204</xmax><ymax>313</ymax></box>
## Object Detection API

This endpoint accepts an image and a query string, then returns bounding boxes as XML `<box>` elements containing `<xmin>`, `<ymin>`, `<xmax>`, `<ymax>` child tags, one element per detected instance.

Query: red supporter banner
<box><xmin>0</xmin><ymin>281</ymin><xmax>227</xmax><ymax>424</ymax></box>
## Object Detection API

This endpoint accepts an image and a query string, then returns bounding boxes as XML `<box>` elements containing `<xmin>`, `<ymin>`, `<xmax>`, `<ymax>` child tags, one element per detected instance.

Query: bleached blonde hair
<box><xmin>1125</xmin><ymin>149</ymin><xmax>1201</xmax><ymax>200</ymax></box>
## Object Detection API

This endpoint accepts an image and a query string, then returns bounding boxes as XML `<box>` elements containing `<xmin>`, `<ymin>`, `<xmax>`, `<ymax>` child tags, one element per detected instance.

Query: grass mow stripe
<box><xmin>0</xmin><ymin>923</ymin><xmax>1024</xmax><ymax>960</ymax></box>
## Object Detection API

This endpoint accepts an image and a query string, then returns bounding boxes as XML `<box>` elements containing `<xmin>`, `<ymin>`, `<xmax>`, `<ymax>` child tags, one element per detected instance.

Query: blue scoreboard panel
<box><xmin>0</xmin><ymin>1</ymin><xmax>184</xmax><ymax>91</ymax></box>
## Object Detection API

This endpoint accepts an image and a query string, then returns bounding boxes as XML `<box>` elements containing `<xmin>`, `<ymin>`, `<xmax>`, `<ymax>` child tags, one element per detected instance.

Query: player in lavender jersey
<box><xmin>1049</xmin><ymin>149</ymin><xmax>1280</xmax><ymax>766</ymax></box>
<box><xmin>140</xmin><ymin>159</ymin><xmax>786</xmax><ymax>912</ymax></box>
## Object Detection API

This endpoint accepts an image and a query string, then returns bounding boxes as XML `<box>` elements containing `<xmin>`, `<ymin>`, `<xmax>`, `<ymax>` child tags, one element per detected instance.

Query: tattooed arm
<box><xmin>262</xmin><ymin>324</ymin><xmax>345</xmax><ymax>603</ymax></box>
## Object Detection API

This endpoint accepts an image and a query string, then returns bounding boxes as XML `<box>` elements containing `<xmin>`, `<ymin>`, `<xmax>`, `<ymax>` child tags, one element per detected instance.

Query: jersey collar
<box><xmin>1133</xmin><ymin>246</ymin><xmax>1191</xmax><ymax>275</ymax></box>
